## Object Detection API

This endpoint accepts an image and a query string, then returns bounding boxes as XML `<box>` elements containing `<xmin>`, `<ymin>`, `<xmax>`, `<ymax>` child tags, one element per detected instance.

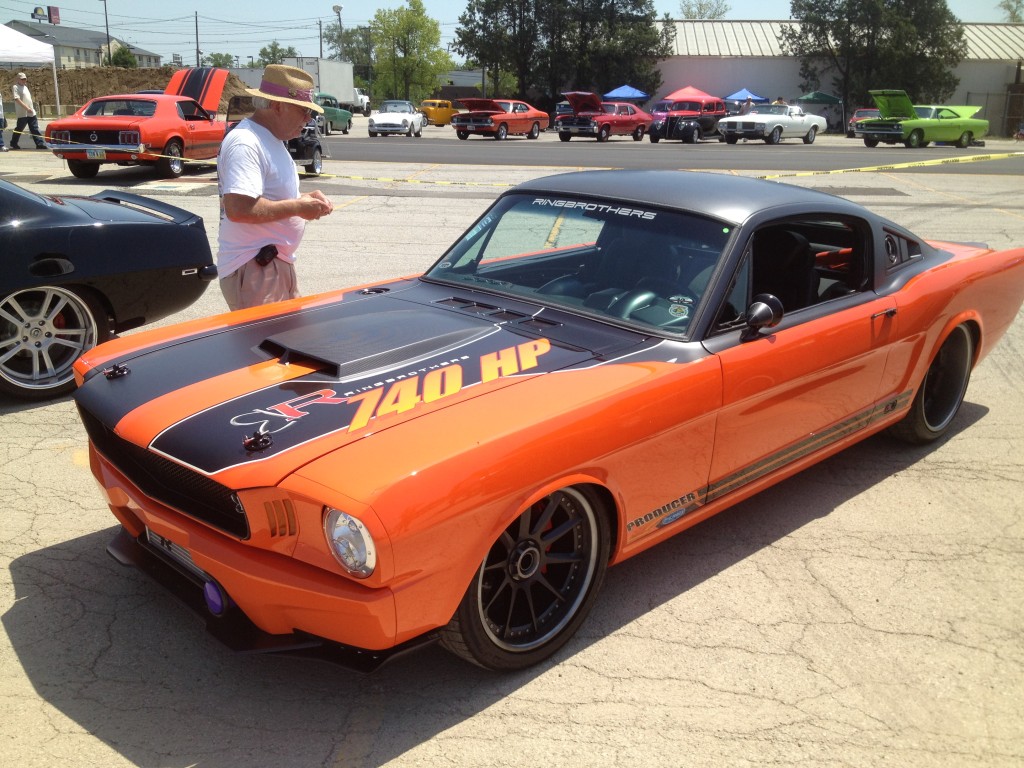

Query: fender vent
<box><xmin>265</xmin><ymin>499</ymin><xmax>297</xmax><ymax>537</ymax></box>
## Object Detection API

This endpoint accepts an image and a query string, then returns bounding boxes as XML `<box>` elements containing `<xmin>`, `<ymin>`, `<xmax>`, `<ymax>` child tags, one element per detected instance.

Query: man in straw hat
<box><xmin>217</xmin><ymin>63</ymin><xmax>335</xmax><ymax>310</ymax></box>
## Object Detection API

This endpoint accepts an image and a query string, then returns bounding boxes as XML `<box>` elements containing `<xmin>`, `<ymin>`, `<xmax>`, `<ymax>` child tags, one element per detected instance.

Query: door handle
<box><xmin>872</xmin><ymin>308</ymin><xmax>897</xmax><ymax>319</ymax></box>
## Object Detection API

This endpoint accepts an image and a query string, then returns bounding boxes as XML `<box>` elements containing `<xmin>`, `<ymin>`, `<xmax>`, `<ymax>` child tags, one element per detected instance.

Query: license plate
<box><xmin>86</xmin><ymin>148</ymin><xmax>106</xmax><ymax>159</ymax></box>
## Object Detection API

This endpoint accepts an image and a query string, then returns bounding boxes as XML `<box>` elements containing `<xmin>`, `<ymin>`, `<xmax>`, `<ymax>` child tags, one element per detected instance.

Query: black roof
<box><xmin>509</xmin><ymin>170</ymin><xmax>867</xmax><ymax>227</ymax></box>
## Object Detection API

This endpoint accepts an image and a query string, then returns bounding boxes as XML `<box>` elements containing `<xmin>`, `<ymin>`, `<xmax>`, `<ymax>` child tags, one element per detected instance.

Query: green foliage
<box><xmin>780</xmin><ymin>0</ymin><xmax>968</xmax><ymax>109</ymax></box>
<box><xmin>329</xmin><ymin>25</ymin><xmax>375</xmax><ymax>89</ymax></box>
<box><xmin>997</xmin><ymin>0</ymin><xmax>1023</xmax><ymax>22</ymax></box>
<box><xmin>370</xmin><ymin>0</ymin><xmax>454</xmax><ymax>102</ymax></box>
<box><xmin>257</xmin><ymin>42</ymin><xmax>299</xmax><ymax>66</ymax></box>
<box><xmin>107</xmin><ymin>47</ymin><xmax>138</xmax><ymax>68</ymax></box>
<box><xmin>678</xmin><ymin>0</ymin><xmax>731</xmax><ymax>19</ymax></box>
<box><xmin>204</xmin><ymin>53</ymin><xmax>236</xmax><ymax>68</ymax></box>
<box><xmin>455</xmin><ymin>0</ymin><xmax>672</xmax><ymax>108</ymax></box>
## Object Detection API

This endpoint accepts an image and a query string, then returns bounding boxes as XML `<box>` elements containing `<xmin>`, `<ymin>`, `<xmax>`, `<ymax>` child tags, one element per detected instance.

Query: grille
<box><xmin>78</xmin><ymin>406</ymin><xmax>250</xmax><ymax>539</ymax></box>
<box><xmin>68</xmin><ymin>130</ymin><xmax>127</xmax><ymax>145</ymax></box>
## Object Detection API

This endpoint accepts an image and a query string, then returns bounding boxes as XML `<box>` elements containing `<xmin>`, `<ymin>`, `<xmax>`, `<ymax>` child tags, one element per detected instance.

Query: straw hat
<box><xmin>245</xmin><ymin>64</ymin><xmax>323</xmax><ymax>114</ymax></box>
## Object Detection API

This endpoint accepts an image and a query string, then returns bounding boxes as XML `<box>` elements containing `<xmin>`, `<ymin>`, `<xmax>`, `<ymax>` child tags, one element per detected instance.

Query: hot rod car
<box><xmin>648</xmin><ymin>86</ymin><xmax>726</xmax><ymax>143</ymax></box>
<box><xmin>853</xmin><ymin>89</ymin><xmax>989</xmax><ymax>148</ymax></box>
<box><xmin>0</xmin><ymin>179</ymin><xmax>216</xmax><ymax>400</ymax></box>
<box><xmin>73</xmin><ymin>170</ymin><xmax>1024</xmax><ymax>671</ymax></box>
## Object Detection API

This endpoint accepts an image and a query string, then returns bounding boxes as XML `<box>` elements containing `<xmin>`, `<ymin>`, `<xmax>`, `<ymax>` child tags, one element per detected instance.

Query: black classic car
<box><xmin>0</xmin><ymin>179</ymin><xmax>216</xmax><ymax>400</ymax></box>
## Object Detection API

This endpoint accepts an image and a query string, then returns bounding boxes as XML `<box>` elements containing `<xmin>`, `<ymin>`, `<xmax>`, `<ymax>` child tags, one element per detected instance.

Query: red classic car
<box><xmin>555</xmin><ymin>92</ymin><xmax>653</xmax><ymax>142</ymax></box>
<box><xmin>846</xmin><ymin>107</ymin><xmax>881</xmax><ymax>138</ymax></box>
<box><xmin>46</xmin><ymin>68</ymin><xmax>229</xmax><ymax>179</ymax></box>
<box><xmin>450</xmin><ymin>98</ymin><xmax>548</xmax><ymax>140</ymax></box>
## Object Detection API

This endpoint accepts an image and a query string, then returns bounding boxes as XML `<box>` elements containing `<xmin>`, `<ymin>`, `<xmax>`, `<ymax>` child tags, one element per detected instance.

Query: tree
<box><xmin>327</xmin><ymin>23</ymin><xmax>375</xmax><ymax>90</ymax></box>
<box><xmin>780</xmin><ymin>0</ymin><xmax>967</xmax><ymax>111</ymax></box>
<box><xmin>370</xmin><ymin>0</ymin><xmax>453</xmax><ymax>102</ymax></box>
<box><xmin>678</xmin><ymin>0</ymin><xmax>731</xmax><ymax>18</ymax></box>
<box><xmin>204</xmin><ymin>53</ymin><xmax>236</xmax><ymax>68</ymax></box>
<box><xmin>106</xmin><ymin>46</ymin><xmax>137</xmax><ymax>68</ymax></box>
<box><xmin>257</xmin><ymin>42</ymin><xmax>299</xmax><ymax>66</ymax></box>
<box><xmin>997</xmin><ymin>0</ymin><xmax>1023</xmax><ymax>22</ymax></box>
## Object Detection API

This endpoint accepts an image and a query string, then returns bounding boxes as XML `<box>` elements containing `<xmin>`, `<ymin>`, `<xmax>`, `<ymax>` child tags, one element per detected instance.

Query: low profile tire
<box><xmin>495</xmin><ymin>123</ymin><xmax>508</xmax><ymax>140</ymax></box>
<box><xmin>956</xmin><ymin>131</ymin><xmax>972</xmax><ymax>149</ymax></box>
<box><xmin>304</xmin><ymin>148</ymin><xmax>322</xmax><ymax>176</ymax></box>
<box><xmin>863</xmin><ymin>138</ymin><xmax>879</xmax><ymax>147</ymax></box>
<box><xmin>456</xmin><ymin>130</ymin><xmax>469</xmax><ymax>140</ymax></box>
<box><xmin>904</xmin><ymin>129</ymin><xmax>924</xmax><ymax>148</ymax></box>
<box><xmin>0</xmin><ymin>286</ymin><xmax>110</xmax><ymax>400</ymax></box>
<box><xmin>632</xmin><ymin>125</ymin><xmax>645</xmax><ymax>141</ymax></box>
<box><xmin>156</xmin><ymin>139</ymin><xmax>184</xmax><ymax>178</ymax></box>
<box><xmin>67</xmin><ymin>160</ymin><xmax>99</xmax><ymax>179</ymax></box>
<box><xmin>889</xmin><ymin>324</ymin><xmax>974</xmax><ymax>444</ymax></box>
<box><xmin>597</xmin><ymin>125</ymin><xmax>611</xmax><ymax>142</ymax></box>
<box><xmin>765</xmin><ymin>126</ymin><xmax>782</xmax><ymax>145</ymax></box>
<box><xmin>527</xmin><ymin>122</ymin><xmax>540</xmax><ymax>139</ymax></box>
<box><xmin>559</xmin><ymin>132</ymin><xmax>571</xmax><ymax>142</ymax></box>
<box><xmin>440</xmin><ymin>486</ymin><xmax>610</xmax><ymax>670</ymax></box>
<box><xmin>803</xmin><ymin>125</ymin><xmax>817</xmax><ymax>144</ymax></box>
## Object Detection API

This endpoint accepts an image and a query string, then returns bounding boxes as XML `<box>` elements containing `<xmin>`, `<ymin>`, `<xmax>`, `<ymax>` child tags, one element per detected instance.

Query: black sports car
<box><xmin>0</xmin><ymin>179</ymin><xmax>216</xmax><ymax>400</ymax></box>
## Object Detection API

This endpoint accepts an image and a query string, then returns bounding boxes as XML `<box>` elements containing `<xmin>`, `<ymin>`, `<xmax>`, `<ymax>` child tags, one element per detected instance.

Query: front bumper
<box><xmin>369</xmin><ymin>124</ymin><xmax>415</xmax><ymax>134</ymax></box>
<box><xmin>720</xmin><ymin>124</ymin><xmax>765</xmax><ymax>139</ymax></box>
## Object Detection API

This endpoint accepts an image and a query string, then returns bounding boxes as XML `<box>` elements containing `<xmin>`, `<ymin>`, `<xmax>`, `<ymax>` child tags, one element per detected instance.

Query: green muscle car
<box><xmin>854</xmin><ymin>89</ymin><xmax>988</xmax><ymax>148</ymax></box>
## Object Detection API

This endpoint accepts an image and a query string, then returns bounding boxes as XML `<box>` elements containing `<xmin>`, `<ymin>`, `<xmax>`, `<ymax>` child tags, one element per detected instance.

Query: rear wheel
<box><xmin>156</xmin><ymin>139</ymin><xmax>184</xmax><ymax>178</ymax></box>
<box><xmin>803</xmin><ymin>125</ymin><xmax>817</xmax><ymax>144</ymax></box>
<box><xmin>440</xmin><ymin>486</ymin><xmax>610</xmax><ymax>670</ymax></box>
<box><xmin>956</xmin><ymin>131</ymin><xmax>972</xmax><ymax>148</ymax></box>
<box><xmin>632</xmin><ymin>125</ymin><xmax>645</xmax><ymax>141</ymax></box>
<box><xmin>304</xmin><ymin>148</ymin><xmax>322</xmax><ymax>176</ymax></box>
<box><xmin>889</xmin><ymin>324</ymin><xmax>974</xmax><ymax>444</ymax></box>
<box><xmin>0</xmin><ymin>286</ymin><xmax>109</xmax><ymax>400</ymax></box>
<box><xmin>527</xmin><ymin>122</ymin><xmax>540</xmax><ymax>139</ymax></box>
<box><xmin>67</xmin><ymin>160</ymin><xmax>99</xmax><ymax>179</ymax></box>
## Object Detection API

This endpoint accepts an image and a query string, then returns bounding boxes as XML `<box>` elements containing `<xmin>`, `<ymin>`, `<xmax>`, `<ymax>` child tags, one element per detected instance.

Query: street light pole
<box><xmin>332</xmin><ymin>4</ymin><xmax>344</xmax><ymax>60</ymax></box>
<box><xmin>98</xmin><ymin>0</ymin><xmax>111</xmax><ymax>66</ymax></box>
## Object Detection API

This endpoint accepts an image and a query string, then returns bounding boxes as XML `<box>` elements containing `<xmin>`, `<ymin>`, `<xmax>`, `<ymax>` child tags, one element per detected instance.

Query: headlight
<box><xmin>368</xmin><ymin>118</ymin><xmax>375</xmax><ymax>127</ymax></box>
<box><xmin>402</xmin><ymin>119</ymin><xmax>409</xmax><ymax>128</ymax></box>
<box><xmin>324</xmin><ymin>507</ymin><xmax>376</xmax><ymax>578</ymax></box>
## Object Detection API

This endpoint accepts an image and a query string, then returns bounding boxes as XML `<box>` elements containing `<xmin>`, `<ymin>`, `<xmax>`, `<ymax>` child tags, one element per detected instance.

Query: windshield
<box><xmin>425</xmin><ymin>193</ymin><xmax>731</xmax><ymax>337</ymax></box>
<box><xmin>381</xmin><ymin>102</ymin><xmax>413</xmax><ymax>113</ymax></box>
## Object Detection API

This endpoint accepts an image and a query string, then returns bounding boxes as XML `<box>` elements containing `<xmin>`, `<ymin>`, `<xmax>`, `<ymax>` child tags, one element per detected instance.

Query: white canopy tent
<box><xmin>1</xmin><ymin>23</ymin><xmax>61</xmax><ymax>117</ymax></box>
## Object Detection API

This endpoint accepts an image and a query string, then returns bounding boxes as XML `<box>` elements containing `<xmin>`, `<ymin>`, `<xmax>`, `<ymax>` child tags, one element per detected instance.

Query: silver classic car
<box><xmin>717</xmin><ymin>104</ymin><xmax>826</xmax><ymax>145</ymax></box>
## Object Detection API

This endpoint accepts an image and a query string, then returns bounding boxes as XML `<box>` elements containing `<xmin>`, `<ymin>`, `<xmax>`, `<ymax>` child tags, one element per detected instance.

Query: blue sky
<box><xmin>2</xmin><ymin>0</ymin><xmax>1009</xmax><ymax>64</ymax></box>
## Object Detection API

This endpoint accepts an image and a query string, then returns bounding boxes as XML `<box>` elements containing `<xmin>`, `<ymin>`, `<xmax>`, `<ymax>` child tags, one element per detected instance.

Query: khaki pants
<box><xmin>220</xmin><ymin>257</ymin><xmax>299</xmax><ymax>311</ymax></box>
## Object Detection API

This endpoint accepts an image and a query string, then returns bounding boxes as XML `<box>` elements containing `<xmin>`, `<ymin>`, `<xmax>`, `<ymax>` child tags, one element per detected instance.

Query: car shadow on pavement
<box><xmin>2</xmin><ymin>403</ymin><xmax>986</xmax><ymax>767</ymax></box>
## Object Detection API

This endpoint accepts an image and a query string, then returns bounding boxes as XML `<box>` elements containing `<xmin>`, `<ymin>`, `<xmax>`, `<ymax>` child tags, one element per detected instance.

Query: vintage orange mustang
<box><xmin>46</xmin><ymin>67</ymin><xmax>229</xmax><ymax>179</ymax></box>
<box><xmin>73</xmin><ymin>170</ymin><xmax>1024</xmax><ymax>671</ymax></box>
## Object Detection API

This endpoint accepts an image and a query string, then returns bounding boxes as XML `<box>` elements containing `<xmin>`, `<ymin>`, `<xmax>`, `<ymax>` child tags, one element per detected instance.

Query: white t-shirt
<box><xmin>216</xmin><ymin>117</ymin><xmax>304</xmax><ymax>278</ymax></box>
<box><xmin>12</xmin><ymin>83</ymin><xmax>34</xmax><ymax>117</ymax></box>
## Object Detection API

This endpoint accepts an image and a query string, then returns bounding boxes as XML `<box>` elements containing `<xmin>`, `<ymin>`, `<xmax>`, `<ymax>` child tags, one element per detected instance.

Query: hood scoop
<box><xmin>257</xmin><ymin>308</ymin><xmax>494</xmax><ymax>381</ymax></box>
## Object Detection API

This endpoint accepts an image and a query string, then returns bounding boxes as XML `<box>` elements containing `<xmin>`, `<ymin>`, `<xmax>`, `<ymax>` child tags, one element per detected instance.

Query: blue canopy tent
<box><xmin>724</xmin><ymin>88</ymin><xmax>768</xmax><ymax>103</ymax></box>
<box><xmin>604</xmin><ymin>85</ymin><xmax>649</xmax><ymax>101</ymax></box>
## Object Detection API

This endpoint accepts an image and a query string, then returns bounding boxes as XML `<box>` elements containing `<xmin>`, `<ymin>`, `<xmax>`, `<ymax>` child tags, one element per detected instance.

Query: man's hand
<box><xmin>223</xmin><ymin>191</ymin><xmax>334</xmax><ymax>223</ymax></box>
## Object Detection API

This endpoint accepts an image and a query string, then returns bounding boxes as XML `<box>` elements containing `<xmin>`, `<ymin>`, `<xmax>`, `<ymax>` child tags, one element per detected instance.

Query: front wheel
<box><xmin>156</xmin><ymin>139</ymin><xmax>184</xmax><ymax>178</ymax></box>
<box><xmin>724</xmin><ymin>135</ymin><xmax>738</xmax><ymax>144</ymax></box>
<box><xmin>494</xmin><ymin>123</ymin><xmax>508</xmax><ymax>140</ymax></box>
<box><xmin>0</xmin><ymin>286</ymin><xmax>110</xmax><ymax>400</ymax></box>
<box><xmin>368</xmin><ymin>131</ymin><xmax>378</xmax><ymax>137</ymax></box>
<box><xmin>559</xmin><ymin>132</ymin><xmax>571</xmax><ymax>142</ymax></box>
<box><xmin>904</xmin><ymin>129</ymin><xmax>925</xmax><ymax>148</ymax></box>
<box><xmin>440</xmin><ymin>486</ymin><xmax>610</xmax><ymax>670</ymax></box>
<box><xmin>597</xmin><ymin>125</ymin><xmax>611</xmax><ymax>142</ymax></box>
<box><xmin>765</xmin><ymin>126</ymin><xmax>782</xmax><ymax>145</ymax></box>
<box><xmin>649</xmin><ymin>134</ymin><xmax>660</xmax><ymax>144</ymax></box>
<box><xmin>889</xmin><ymin>324</ymin><xmax>974</xmax><ymax>444</ymax></box>
<box><xmin>803</xmin><ymin>125</ymin><xmax>817</xmax><ymax>144</ymax></box>
<box><xmin>863</xmin><ymin>138</ymin><xmax>879</xmax><ymax>147</ymax></box>
<box><xmin>456</xmin><ymin>129</ymin><xmax>469</xmax><ymax>140</ymax></box>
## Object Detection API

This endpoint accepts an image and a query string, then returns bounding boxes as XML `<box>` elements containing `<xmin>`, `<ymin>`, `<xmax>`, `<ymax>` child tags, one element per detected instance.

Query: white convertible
<box><xmin>717</xmin><ymin>104</ymin><xmax>826</xmax><ymax>145</ymax></box>
<box><xmin>367</xmin><ymin>100</ymin><xmax>425</xmax><ymax>137</ymax></box>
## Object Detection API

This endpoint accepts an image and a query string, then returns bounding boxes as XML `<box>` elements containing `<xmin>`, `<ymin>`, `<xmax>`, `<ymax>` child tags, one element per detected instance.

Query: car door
<box><xmin>177</xmin><ymin>99</ymin><xmax>222</xmax><ymax>159</ymax></box>
<box><xmin>701</xmin><ymin>217</ymin><xmax>898</xmax><ymax>502</ymax></box>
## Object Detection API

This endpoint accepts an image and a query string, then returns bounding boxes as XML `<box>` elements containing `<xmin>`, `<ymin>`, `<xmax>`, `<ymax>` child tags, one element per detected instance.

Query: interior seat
<box><xmin>751</xmin><ymin>229</ymin><xmax>818</xmax><ymax>312</ymax></box>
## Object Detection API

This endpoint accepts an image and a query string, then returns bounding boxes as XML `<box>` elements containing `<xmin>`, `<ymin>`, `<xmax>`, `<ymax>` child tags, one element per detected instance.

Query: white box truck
<box><xmin>284</xmin><ymin>58</ymin><xmax>371</xmax><ymax>116</ymax></box>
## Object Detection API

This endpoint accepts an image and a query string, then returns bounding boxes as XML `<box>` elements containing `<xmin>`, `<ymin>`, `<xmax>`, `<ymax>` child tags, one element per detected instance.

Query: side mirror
<box><xmin>741</xmin><ymin>293</ymin><xmax>784</xmax><ymax>339</ymax></box>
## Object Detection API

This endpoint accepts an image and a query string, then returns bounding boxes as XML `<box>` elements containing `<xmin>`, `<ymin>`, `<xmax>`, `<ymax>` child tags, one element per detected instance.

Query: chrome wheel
<box><xmin>0</xmin><ymin>287</ymin><xmax>107</xmax><ymax>399</ymax></box>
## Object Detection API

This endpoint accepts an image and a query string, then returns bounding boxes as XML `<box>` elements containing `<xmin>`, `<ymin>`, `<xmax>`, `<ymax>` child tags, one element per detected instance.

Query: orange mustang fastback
<box><xmin>73</xmin><ymin>170</ymin><xmax>1024</xmax><ymax>671</ymax></box>
<box><xmin>46</xmin><ymin>67</ymin><xmax>229</xmax><ymax>179</ymax></box>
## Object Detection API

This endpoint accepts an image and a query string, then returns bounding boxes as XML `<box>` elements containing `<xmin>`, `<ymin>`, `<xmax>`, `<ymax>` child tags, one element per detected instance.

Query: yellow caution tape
<box><xmin>759</xmin><ymin>149</ymin><xmax>1024</xmax><ymax>179</ymax></box>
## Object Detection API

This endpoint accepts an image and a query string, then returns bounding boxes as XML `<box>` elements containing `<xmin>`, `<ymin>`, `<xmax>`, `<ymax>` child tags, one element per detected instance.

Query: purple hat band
<box><xmin>259</xmin><ymin>79</ymin><xmax>314</xmax><ymax>103</ymax></box>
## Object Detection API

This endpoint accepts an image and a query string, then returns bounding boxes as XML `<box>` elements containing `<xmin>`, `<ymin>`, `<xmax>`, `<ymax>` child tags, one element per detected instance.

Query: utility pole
<box><xmin>98</xmin><ymin>0</ymin><xmax>111</xmax><ymax>66</ymax></box>
<box><xmin>333</xmin><ymin>5</ymin><xmax>344</xmax><ymax>60</ymax></box>
<box><xmin>195</xmin><ymin>12</ymin><xmax>201</xmax><ymax>67</ymax></box>
<box><xmin>318</xmin><ymin>19</ymin><xmax>323</xmax><ymax>59</ymax></box>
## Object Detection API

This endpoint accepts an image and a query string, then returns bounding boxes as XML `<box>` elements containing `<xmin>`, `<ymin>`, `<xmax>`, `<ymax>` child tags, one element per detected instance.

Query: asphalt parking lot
<box><xmin>2</xmin><ymin>140</ymin><xmax>1024</xmax><ymax>767</ymax></box>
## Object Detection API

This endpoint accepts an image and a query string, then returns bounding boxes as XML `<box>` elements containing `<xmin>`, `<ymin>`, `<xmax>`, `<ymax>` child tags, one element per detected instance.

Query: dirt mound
<box><xmin>1</xmin><ymin>66</ymin><xmax>251</xmax><ymax>116</ymax></box>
